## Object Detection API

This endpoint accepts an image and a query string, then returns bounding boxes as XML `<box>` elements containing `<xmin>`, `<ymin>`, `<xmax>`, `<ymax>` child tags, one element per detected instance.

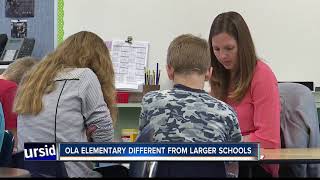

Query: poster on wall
<box><xmin>5</xmin><ymin>0</ymin><xmax>35</xmax><ymax>18</ymax></box>
<box><xmin>11</xmin><ymin>19</ymin><xmax>27</xmax><ymax>38</ymax></box>
<box><xmin>108</xmin><ymin>40</ymin><xmax>149</xmax><ymax>90</ymax></box>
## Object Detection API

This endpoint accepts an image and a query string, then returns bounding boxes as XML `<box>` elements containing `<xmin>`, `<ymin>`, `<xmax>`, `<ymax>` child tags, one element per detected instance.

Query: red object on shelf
<box><xmin>117</xmin><ymin>91</ymin><xmax>129</xmax><ymax>103</ymax></box>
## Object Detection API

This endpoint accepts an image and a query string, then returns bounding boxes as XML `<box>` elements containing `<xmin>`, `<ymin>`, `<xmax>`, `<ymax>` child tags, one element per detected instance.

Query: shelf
<box><xmin>117</xmin><ymin>103</ymin><xmax>141</xmax><ymax>108</ymax></box>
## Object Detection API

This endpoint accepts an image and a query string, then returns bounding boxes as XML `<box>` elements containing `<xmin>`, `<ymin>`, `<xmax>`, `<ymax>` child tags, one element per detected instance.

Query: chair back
<box><xmin>129</xmin><ymin>125</ymin><xmax>156</xmax><ymax>177</ymax></box>
<box><xmin>155</xmin><ymin>161</ymin><xmax>226</xmax><ymax>178</ymax></box>
<box><xmin>129</xmin><ymin>125</ymin><xmax>226</xmax><ymax>178</ymax></box>
<box><xmin>279</xmin><ymin>82</ymin><xmax>320</xmax><ymax>177</ymax></box>
<box><xmin>94</xmin><ymin>164</ymin><xmax>129</xmax><ymax>177</ymax></box>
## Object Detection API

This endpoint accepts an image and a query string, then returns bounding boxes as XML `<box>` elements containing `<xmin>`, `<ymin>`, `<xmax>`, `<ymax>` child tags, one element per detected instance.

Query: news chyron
<box><xmin>24</xmin><ymin>142</ymin><xmax>260</xmax><ymax>161</ymax></box>
<box><xmin>24</xmin><ymin>143</ymin><xmax>57</xmax><ymax>160</ymax></box>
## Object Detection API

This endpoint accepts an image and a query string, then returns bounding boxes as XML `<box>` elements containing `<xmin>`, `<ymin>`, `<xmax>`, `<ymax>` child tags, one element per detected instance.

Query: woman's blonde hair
<box><xmin>14</xmin><ymin>31</ymin><xmax>117</xmax><ymax>124</ymax></box>
<box><xmin>2</xmin><ymin>56</ymin><xmax>38</xmax><ymax>84</ymax></box>
<box><xmin>208</xmin><ymin>11</ymin><xmax>257</xmax><ymax>102</ymax></box>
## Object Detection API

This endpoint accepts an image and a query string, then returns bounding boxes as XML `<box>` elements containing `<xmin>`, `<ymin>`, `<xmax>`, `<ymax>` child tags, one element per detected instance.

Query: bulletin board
<box><xmin>0</xmin><ymin>0</ymin><xmax>56</xmax><ymax>58</ymax></box>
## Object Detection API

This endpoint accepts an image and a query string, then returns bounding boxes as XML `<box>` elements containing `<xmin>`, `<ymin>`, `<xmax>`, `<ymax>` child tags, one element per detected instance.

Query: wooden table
<box><xmin>240</xmin><ymin>148</ymin><xmax>320</xmax><ymax>177</ymax></box>
<box><xmin>0</xmin><ymin>167</ymin><xmax>31</xmax><ymax>177</ymax></box>
<box><xmin>260</xmin><ymin>148</ymin><xmax>320</xmax><ymax>164</ymax></box>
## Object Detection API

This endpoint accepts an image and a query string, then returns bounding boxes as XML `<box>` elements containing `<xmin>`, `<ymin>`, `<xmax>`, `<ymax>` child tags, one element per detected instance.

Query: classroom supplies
<box><xmin>121</xmin><ymin>129</ymin><xmax>139</xmax><ymax>142</ymax></box>
<box><xmin>144</xmin><ymin>63</ymin><xmax>161</xmax><ymax>86</ymax></box>
<box><xmin>143</xmin><ymin>84</ymin><xmax>160</xmax><ymax>96</ymax></box>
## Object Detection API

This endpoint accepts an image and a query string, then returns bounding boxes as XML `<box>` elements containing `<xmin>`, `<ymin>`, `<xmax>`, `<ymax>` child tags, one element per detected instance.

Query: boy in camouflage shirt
<box><xmin>139</xmin><ymin>34</ymin><xmax>242</xmax><ymax>143</ymax></box>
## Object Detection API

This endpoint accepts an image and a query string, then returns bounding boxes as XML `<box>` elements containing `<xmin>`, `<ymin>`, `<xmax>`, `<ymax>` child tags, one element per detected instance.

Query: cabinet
<box><xmin>115</xmin><ymin>103</ymin><xmax>141</xmax><ymax>141</ymax></box>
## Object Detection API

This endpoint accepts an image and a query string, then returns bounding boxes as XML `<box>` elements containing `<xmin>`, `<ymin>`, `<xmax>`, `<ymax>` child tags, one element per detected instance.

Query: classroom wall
<box><xmin>0</xmin><ymin>0</ymin><xmax>55</xmax><ymax>58</ymax></box>
<box><xmin>63</xmin><ymin>0</ymin><xmax>320</xmax><ymax>90</ymax></box>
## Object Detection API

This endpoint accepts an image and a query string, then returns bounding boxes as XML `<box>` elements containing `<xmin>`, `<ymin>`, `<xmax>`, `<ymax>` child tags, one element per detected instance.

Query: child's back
<box><xmin>140</xmin><ymin>84</ymin><xmax>241</xmax><ymax>143</ymax></box>
<box><xmin>139</xmin><ymin>34</ymin><xmax>241</xmax><ymax>144</ymax></box>
<box><xmin>138</xmin><ymin>33</ymin><xmax>242</xmax><ymax>178</ymax></box>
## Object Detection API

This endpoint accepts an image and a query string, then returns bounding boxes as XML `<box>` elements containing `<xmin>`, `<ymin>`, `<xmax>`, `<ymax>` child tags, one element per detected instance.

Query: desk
<box><xmin>241</xmin><ymin>148</ymin><xmax>320</xmax><ymax>177</ymax></box>
<box><xmin>0</xmin><ymin>167</ymin><xmax>31</xmax><ymax>177</ymax></box>
<box><xmin>260</xmin><ymin>148</ymin><xmax>320</xmax><ymax>164</ymax></box>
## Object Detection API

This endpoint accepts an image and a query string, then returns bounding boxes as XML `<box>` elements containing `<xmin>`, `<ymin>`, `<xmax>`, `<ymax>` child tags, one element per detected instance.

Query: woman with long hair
<box><xmin>208</xmin><ymin>11</ymin><xmax>280</xmax><ymax>177</ymax></box>
<box><xmin>14</xmin><ymin>31</ymin><xmax>117</xmax><ymax>177</ymax></box>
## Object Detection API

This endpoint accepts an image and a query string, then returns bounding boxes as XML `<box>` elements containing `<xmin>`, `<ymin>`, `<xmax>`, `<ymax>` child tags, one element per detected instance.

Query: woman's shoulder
<box><xmin>249</xmin><ymin>60</ymin><xmax>278</xmax><ymax>95</ymax></box>
<box><xmin>54</xmin><ymin>68</ymin><xmax>96</xmax><ymax>81</ymax></box>
<box><xmin>253</xmin><ymin>60</ymin><xmax>277</xmax><ymax>82</ymax></box>
<box><xmin>255</xmin><ymin>60</ymin><xmax>274</xmax><ymax>73</ymax></box>
<box><xmin>76</xmin><ymin>68</ymin><xmax>97</xmax><ymax>80</ymax></box>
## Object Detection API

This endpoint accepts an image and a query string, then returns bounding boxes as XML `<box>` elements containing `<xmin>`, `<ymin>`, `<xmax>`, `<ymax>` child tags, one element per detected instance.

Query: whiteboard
<box><xmin>63</xmin><ymin>0</ymin><xmax>320</xmax><ymax>90</ymax></box>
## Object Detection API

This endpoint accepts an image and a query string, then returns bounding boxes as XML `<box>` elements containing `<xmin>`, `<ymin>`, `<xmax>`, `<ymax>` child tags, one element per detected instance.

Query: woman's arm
<box><xmin>79</xmin><ymin>69</ymin><xmax>114</xmax><ymax>142</ymax></box>
<box><xmin>247</xmin><ymin>65</ymin><xmax>281</xmax><ymax>148</ymax></box>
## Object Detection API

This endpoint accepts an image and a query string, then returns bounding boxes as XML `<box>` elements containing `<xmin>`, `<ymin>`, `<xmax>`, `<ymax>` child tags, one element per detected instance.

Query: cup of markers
<box><xmin>144</xmin><ymin>63</ymin><xmax>160</xmax><ymax>95</ymax></box>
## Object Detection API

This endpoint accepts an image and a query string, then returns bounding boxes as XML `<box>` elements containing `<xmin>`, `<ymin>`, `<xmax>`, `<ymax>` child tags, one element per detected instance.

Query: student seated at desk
<box><xmin>0</xmin><ymin>57</ymin><xmax>38</xmax><ymax>154</ymax></box>
<box><xmin>13</xmin><ymin>31</ymin><xmax>116</xmax><ymax>178</ymax></box>
<box><xmin>138</xmin><ymin>34</ymin><xmax>242</xmax><ymax>177</ymax></box>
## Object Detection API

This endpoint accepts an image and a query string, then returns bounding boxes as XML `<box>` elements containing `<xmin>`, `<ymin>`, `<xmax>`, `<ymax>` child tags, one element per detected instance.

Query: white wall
<box><xmin>64</xmin><ymin>0</ymin><xmax>320</xmax><ymax>90</ymax></box>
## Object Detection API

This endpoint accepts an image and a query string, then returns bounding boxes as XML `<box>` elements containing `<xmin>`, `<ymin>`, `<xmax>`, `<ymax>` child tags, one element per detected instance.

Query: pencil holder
<box><xmin>128</xmin><ymin>92</ymin><xmax>143</xmax><ymax>102</ymax></box>
<box><xmin>143</xmin><ymin>85</ymin><xmax>160</xmax><ymax>96</ymax></box>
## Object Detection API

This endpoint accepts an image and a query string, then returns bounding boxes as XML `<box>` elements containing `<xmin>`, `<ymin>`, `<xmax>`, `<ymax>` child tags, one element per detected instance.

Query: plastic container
<box><xmin>117</xmin><ymin>91</ymin><xmax>129</xmax><ymax>103</ymax></box>
<box><xmin>121</xmin><ymin>129</ymin><xmax>139</xmax><ymax>142</ymax></box>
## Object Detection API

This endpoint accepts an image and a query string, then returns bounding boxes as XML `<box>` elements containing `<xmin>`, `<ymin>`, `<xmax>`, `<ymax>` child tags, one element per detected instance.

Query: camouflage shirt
<box><xmin>139</xmin><ymin>84</ymin><xmax>242</xmax><ymax>143</ymax></box>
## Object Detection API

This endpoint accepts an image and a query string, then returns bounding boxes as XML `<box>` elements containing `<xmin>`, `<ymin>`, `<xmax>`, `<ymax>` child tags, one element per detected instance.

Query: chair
<box><xmin>129</xmin><ymin>125</ymin><xmax>226</xmax><ymax>178</ymax></box>
<box><xmin>94</xmin><ymin>164</ymin><xmax>129</xmax><ymax>177</ymax></box>
<box><xmin>155</xmin><ymin>161</ymin><xmax>226</xmax><ymax>178</ymax></box>
<box><xmin>129</xmin><ymin>125</ymin><xmax>157</xmax><ymax>177</ymax></box>
<box><xmin>279</xmin><ymin>82</ymin><xmax>320</xmax><ymax>177</ymax></box>
<box><xmin>0</xmin><ymin>131</ymin><xmax>14</xmax><ymax>167</ymax></box>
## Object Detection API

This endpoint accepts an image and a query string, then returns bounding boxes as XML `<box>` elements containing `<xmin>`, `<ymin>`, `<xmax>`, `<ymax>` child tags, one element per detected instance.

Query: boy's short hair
<box><xmin>167</xmin><ymin>34</ymin><xmax>211</xmax><ymax>74</ymax></box>
<box><xmin>3</xmin><ymin>56</ymin><xmax>38</xmax><ymax>84</ymax></box>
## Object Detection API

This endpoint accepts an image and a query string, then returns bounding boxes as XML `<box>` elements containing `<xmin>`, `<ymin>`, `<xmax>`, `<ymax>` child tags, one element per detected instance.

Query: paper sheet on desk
<box><xmin>107</xmin><ymin>40</ymin><xmax>149</xmax><ymax>90</ymax></box>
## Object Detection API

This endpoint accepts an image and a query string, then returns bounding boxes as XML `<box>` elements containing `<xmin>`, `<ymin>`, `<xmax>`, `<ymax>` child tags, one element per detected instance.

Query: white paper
<box><xmin>3</xmin><ymin>50</ymin><xmax>17</xmax><ymax>61</ymax></box>
<box><xmin>11</xmin><ymin>19</ymin><xmax>27</xmax><ymax>38</ymax></box>
<box><xmin>109</xmin><ymin>40</ymin><xmax>149</xmax><ymax>90</ymax></box>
